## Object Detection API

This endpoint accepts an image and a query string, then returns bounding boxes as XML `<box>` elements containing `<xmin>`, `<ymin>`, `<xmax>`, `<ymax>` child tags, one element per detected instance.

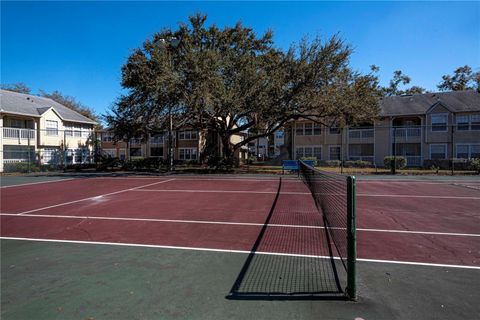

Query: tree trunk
<box><xmin>221</xmin><ymin>134</ymin><xmax>235</xmax><ymax>167</ymax></box>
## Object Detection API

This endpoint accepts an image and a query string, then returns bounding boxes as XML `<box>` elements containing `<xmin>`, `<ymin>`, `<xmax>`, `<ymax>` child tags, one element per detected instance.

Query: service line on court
<box><xmin>1</xmin><ymin>236</ymin><xmax>479</xmax><ymax>270</ymax></box>
<box><xmin>15</xmin><ymin>178</ymin><xmax>176</xmax><ymax>215</ymax></box>
<box><xmin>0</xmin><ymin>178</ymin><xmax>76</xmax><ymax>188</ymax></box>
<box><xmin>1</xmin><ymin>213</ymin><xmax>479</xmax><ymax>237</ymax></box>
<box><xmin>132</xmin><ymin>189</ymin><xmax>310</xmax><ymax>195</ymax></box>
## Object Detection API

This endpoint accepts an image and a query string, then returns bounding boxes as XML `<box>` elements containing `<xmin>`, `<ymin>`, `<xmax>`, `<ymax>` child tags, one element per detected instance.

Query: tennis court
<box><xmin>1</xmin><ymin>172</ymin><xmax>479</xmax><ymax>319</ymax></box>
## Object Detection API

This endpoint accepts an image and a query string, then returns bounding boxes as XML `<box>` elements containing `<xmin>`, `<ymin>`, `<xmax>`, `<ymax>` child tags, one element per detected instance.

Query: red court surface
<box><xmin>1</xmin><ymin>176</ymin><xmax>479</xmax><ymax>268</ymax></box>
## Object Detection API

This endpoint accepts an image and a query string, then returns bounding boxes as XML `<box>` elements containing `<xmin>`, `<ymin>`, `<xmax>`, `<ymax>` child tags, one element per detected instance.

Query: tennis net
<box><xmin>299</xmin><ymin>160</ymin><xmax>357</xmax><ymax>299</ymax></box>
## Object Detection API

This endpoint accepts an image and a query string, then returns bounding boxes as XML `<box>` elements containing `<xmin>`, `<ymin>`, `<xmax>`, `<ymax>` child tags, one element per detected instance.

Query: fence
<box><xmin>286</xmin><ymin>124</ymin><xmax>480</xmax><ymax>173</ymax></box>
<box><xmin>1</xmin><ymin>125</ymin><xmax>479</xmax><ymax>173</ymax></box>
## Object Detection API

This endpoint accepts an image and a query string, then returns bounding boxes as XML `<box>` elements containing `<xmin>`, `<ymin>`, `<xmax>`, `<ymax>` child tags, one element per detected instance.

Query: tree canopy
<box><xmin>379</xmin><ymin>69</ymin><xmax>427</xmax><ymax>96</ymax></box>
<box><xmin>107</xmin><ymin>14</ymin><xmax>381</xmax><ymax>162</ymax></box>
<box><xmin>437</xmin><ymin>65</ymin><xmax>480</xmax><ymax>92</ymax></box>
<box><xmin>1</xmin><ymin>82</ymin><xmax>31</xmax><ymax>94</ymax></box>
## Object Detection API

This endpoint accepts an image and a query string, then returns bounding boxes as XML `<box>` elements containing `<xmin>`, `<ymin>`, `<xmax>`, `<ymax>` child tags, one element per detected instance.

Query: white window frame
<box><xmin>179</xmin><ymin>148</ymin><xmax>197</xmax><ymax>160</ymax></box>
<box><xmin>456</xmin><ymin>115</ymin><xmax>470</xmax><ymax>131</ymax></box>
<box><xmin>295</xmin><ymin>122</ymin><xmax>321</xmax><ymax>136</ymax></box>
<box><xmin>43</xmin><ymin>148</ymin><xmax>59</xmax><ymax>164</ymax></box>
<box><xmin>430</xmin><ymin>144</ymin><xmax>447</xmax><ymax>160</ymax></box>
<box><xmin>179</xmin><ymin>130</ymin><xmax>198</xmax><ymax>140</ymax></box>
<box><xmin>471</xmin><ymin>114</ymin><xmax>480</xmax><ymax>130</ymax></box>
<box><xmin>329</xmin><ymin>145</ymin><xmax>341</xmax><ymax>160</ymax></box>
<box><xmin>102</xmin><ymin>132</ymin><xmax>114</xmax><ymax>142</ymax></box>
<box><xmin>430</xmin><ymin>113</ymin><xmax>448</xmax><ymax>132</ymax></box>
<box><xmin>295</xmin><ymin>145</ymin><xmax>321</xmax><ymax>160</ymax></box>
<box><xmin>456</xmin><ymin>144</ymin><xmax>480</xmax><ymax>159</ymax></box>
<box><xmin>45</xmin><ymin>120</ymin><xmax>58</xmax><ymax>136</ymax></box>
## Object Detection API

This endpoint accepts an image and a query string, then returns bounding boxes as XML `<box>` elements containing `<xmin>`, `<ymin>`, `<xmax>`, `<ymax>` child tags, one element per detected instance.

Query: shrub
<box><xmin>423</xmin><ymin>159</ymin><xmax>449</xmax><ymax>170</ymax></box>
<box><xmin>299</xmin><ymin>157</ymin><xmax>318</xmax><ymax>166</ymax></box>
<box><xmin>317</xmin><ymin>160</ymin><xmax>341</xmax><ymax>167</ymax></box>
<box><xmin>384</xmin><ymin>156</ymin><xmax>406</xmax><ymax>169</ymax></box>
<box><xmin>469</xmin><ymin>158</ymin><xmax>480</xmax><ymax>174</ymax></box>
<box><xmin>344</xmin><ymin>160</ymin><xmax>372</xmax><ymax>168</ymax></box>
<box><xmin>3</xmin><ymin>162</ymin><xmax>40</xmax><ymax>173</ymax></box>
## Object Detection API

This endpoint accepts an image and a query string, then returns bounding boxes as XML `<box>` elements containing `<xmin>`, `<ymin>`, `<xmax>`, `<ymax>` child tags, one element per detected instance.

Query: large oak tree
<box><xmin>107</xmin><ymin>14</ymin><xmax>380</xmax><ymax>163</ymax></box>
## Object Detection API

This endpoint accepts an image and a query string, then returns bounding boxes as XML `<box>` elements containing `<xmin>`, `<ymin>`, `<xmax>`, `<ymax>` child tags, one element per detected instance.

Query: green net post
<box><xmin>346</xmin><ymin>175</ymin><xmax>357</xmax><ymax>300</ymax></box>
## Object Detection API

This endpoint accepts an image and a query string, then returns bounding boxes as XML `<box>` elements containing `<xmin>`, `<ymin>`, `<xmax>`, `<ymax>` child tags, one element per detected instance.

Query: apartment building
<box><xmin>100</xmin><ymin>129</ymin><xmax>248</xmax><ymax>163</ymax></box>
<box><xmin>286</xmin><ymin>90</ymin><xmax>480</xmax><ymax>167</ymax></box>
<box><xmin>0</xmin><ymin>90</ymin><xmax>97</xmax><ymax>172</ymax></box>
<box><xmin>100</xmin><ymin>129</ymin><xmax>202</xmax><ymax>162</ymax></box>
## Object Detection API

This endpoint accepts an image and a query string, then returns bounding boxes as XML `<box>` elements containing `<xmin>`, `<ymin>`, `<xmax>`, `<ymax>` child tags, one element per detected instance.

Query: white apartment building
<box><xmin>0</xmin><ymin>90</ymin><xmax>97</xmax><ymax>172</ymax></box>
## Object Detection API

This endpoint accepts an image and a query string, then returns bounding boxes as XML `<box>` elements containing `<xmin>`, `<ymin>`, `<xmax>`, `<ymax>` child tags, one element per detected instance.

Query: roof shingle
<box><xmin>0</xmin><ymin>89</ymin><xmax>97</xmax><ymax>124</ymax></box>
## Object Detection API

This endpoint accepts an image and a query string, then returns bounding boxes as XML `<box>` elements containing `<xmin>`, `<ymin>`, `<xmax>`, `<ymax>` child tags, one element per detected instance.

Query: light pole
<box><xmin>159</xmin><ymin>37</ymin><xmax>180</xmax><ymax>172</ymax></box>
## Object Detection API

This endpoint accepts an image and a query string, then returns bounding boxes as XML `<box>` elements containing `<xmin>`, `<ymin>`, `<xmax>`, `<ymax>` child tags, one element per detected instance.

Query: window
<box><xmin>74</xmin><ymin>125</ymin><xmax>82</xmax><ymax>137</ymax></box>
<box><xmin>329</xmin><ymin>146</ymin><xmax>341</xmax><ymax>160</ymax></box>
<box><xmin>456</xmin><ymin>145</ymin><xmax>469</xmax><ymax>159</ymax></box>
<box><xmin>471</xmin><ymin>115</ymin><xmax>480</xmax><ymax>130</ymax></box>
<box><xmin>456</xmin><ymin>144</ymin><xmax>480</xmax><ymax>159</ymax></box>
<box><xmin>82</xmin><ymin>126</ymin><xmax>91</xmax><ymax>138</ymax></box>
<box><xmin>295</xmin><ymin>124</ymin><xmax>304</xmax><ymax>136</ymax></box>
<box><xmin>130</xmin><ymin>147</ymin><xmax>142</xmax><ymax>157</ymax></box>
<box><xmin>102</xmin><ymin>133</ymin><xmax>113</xmax><ymax>142</ymax></box>
<box><xmin>46</xmin><ymin>120</ymin><xmax>58</xmax><ymax>136</ymax></box>
<box><xmin>150</xmin><ymin>134</ymin><xmax>164</xmax><ymax>144</ymax></box>
<box><xmin>304</xmin><ymin>123</ymin><xmax>313</xmax><ymax>136</ymax></box>
<box><xmin>473</xmin><ymin>145</ymin><xmax>480</xmax><ymax>158</ymax></box>
<box><xmin>329</xmin><ymin>126</ymin><xmax>340</xmax><ymax>134</ymax></box>
<box><xmin>456</xmin><ymin>115</ymin><xmax>469</xmax><ymax>131</ymax></box>
<box><xmin>179</xmin><ymin>148</ymin><xmax>197</xmax><ymax>160</ymax></box>
<box><xmin>150</xmin><ymin>147</ymin><xmax>164</xmax><ymax>157</ymax></box>
<box><xmin>431</xmin><ymin>114</ymin><xmax>447</xmax><ymax>132</ymax></box>
<box><xmin>295</xmin><ymin>146</ymin><xmax>321</xmax><ymax>160</ymax></box>
<box><xmin>179</xmin><ymin>131</ymin><xmax>197</xmax><ymax>140</ymax></box>
<box><xmin>430</xmin><ymin>144</ymin><xmax>446</xmax><ymax>159</ymax></box>
<box><xmin>103</xmin><ymin>149</ymin><xmax>117</xmax><ymax>158</ymax></box>
<box><xmin>43</xmin><ymin>148</ymin><xmax>59</xmax><ymax>164</ymax></box>
<box><xmin>65</xmin><ymin>124</ymin><xmax>73</xmax><ymax>136</ymax></box>
<box><xmin>295</xmin><ymin>123</ymin><xmax>321</xmax><ymax>136</ymax></box>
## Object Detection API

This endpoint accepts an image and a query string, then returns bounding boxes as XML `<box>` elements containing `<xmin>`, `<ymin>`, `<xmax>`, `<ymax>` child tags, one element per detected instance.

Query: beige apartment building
<box><xmin>287</xmin><ymin>90</ymin><xmax>480</xmax><ymax>167</ymax></box>
<box><xmin>100</xmin><ymin>128</ymin><xmax>248</xmax><ymax>163</ymax></box>
<box><xmin>0</xmin><ymin>90</ymin><xmax>97</xmax><ymax>172</ymax></box>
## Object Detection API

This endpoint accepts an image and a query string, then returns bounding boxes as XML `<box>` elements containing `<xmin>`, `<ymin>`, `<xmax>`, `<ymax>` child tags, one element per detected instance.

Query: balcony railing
<box><xmin>348</xmin><ymin>128</ymin><xmax>374</xmax><ymax>139</ymax></box>
<box><xmin>405</xmin><ymin>156</ymin><xmax>422</xmax><ymax>167</ymax></box>
<box><xmin>391</xmin><ymin>127</ymin><xmax>421</xmax><ymax>139</ymax></box>
<box><xmin>2</xmin><ymin>127</ymin><xmax>36</xmax><ymax>140</ymax></box>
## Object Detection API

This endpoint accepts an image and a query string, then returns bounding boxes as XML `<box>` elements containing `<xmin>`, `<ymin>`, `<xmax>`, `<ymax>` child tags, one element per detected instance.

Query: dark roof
<box><xmin>0</xmin><ymin>89</ymin><xmax>97</xmax><ymax>124</ymax></box>
<box><xmin>379</xmin><ymin>90</ymin><xmax>480</xmax><ymax>116</ymax></box>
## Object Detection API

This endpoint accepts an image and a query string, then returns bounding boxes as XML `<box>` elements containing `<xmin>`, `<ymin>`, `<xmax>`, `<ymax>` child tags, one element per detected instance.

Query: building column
<box><xmin>0</xmin><ymin>116</ymin><xmax>4</xmax><ymax>172</ymax></box>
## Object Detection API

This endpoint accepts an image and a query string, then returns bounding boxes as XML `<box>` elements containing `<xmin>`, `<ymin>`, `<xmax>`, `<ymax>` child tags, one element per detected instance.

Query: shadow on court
<box><xmin>227</xmin><ymin>178</ymin><xmax>347</xmax><ymax>300</ymax></box>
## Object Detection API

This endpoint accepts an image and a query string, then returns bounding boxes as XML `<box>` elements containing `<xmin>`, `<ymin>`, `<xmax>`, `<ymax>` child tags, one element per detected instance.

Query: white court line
<box><xmin>132</xmin><ymin>189</ymin><xmax>309</xmax><ymax>195</ymax></box>
<box><xmin>1</xmin><ymin>213</ymin><xmax>479</xmax><ymax>237</ymax></box>
<box><xmin>97</xmin><ymin>177</ymin><xmax>294</xmax><ymax>183</ymax></box>
<box><xmin>16</xmin><ymin>178</ymin><xmax>176</xmax><ymax>215</ymax></box>
<box><xmin>1</xmin><ymin>236</ymin><xmax>479</xmax><ymax>270</ymax></box>
<box><xmin>357</xmin><ymin>179</ymin><xmax>480</xmax><ymax>183</ymax></box>
<box><xmin>1</xmin><ymin>178</ymin><xmax>76</xmax><ymax>189</ymax></box>
<box><xmin>357</xmin><ymin>194</ymin><xmax>480</xmax><ymax>200</ymax></box>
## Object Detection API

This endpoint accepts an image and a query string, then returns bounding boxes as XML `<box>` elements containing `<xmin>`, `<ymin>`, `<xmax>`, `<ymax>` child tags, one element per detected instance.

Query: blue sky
<box><xmin>2</xmin><ymin>1</ymin><xmax>479</xmax><ymax>117</ymax></box>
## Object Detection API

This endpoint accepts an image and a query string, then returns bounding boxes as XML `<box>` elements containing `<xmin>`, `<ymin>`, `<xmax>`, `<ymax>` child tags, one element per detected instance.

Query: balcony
<box><xmin>391</xmin><ymin>127</ymin><xmax>421</xmax><ymax>141</ymax></box>
<box><xmin>2</xmin><ymin>127</ymin><xmax>36</xmax><ymax>144</ymax></box>
<box><xmin>348</xmin><ymin>128</ymin><xmax>374</xmax><ymax>140</ymax></box>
